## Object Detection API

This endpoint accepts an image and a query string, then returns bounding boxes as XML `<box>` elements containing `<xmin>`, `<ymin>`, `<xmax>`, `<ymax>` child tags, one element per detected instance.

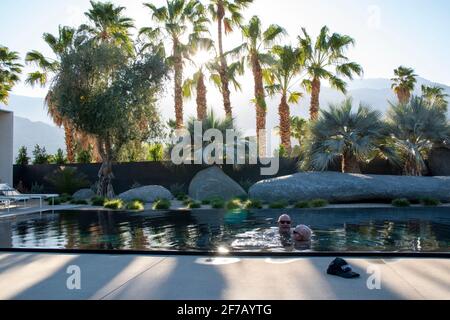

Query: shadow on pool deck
<box><xmin>0</xmin><ymin>253</ymin><xmax>448</xmax><ymax>300</ymax></box>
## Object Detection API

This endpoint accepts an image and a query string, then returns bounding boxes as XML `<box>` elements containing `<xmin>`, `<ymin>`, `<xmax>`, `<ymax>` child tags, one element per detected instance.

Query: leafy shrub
<box><xmin>126</xmin><ymin>200</ymin><xmax>145</xmax><ymax>211</ymax></box>
<box><xmin>50</xmin><ymin>198</ymin><xmax>62</xmax><ymax>205</ymax></box>
<box><xmin>32</xmin><ymin>145</ymin><xmax>50</xmax><ymax>165</ymax></box>
<box><xmin>243</xmin><ymin>199</ymin><xmax>263</xmax><ymax>209</ymax></box>
<box><xmin>15</xmin><ymin>146</ymin><xmax>30</xmax><ymax>165</ymax></box>
<box><xmin>201</xmin><ymin>199</ymin><xmax>211</xmax><ymax>205</ymax></box>
<box><xmin>153</xmin><ymin>199</ymin><xmax>171</xmax><ymax>210</ymax></box>
<box><xmin>295</xmin><ymin>201</ymin><xmax>311</xmax><ymax>209</ymax></box>
<box><xmin>104</xmin><ymin>199</ymin><xmax>124</xmax><ymax>210</ymax></box>
<box><xmin>176</xmin><ymin>193</ymin><xmax>188</xmax><ymax>201</ymax></box>
<box><xmin>44</xmin><ymin>167</ymin><xmax>89</xmax><ymax>195</ymax></box>
<box><xmin>59</xmin><ymin>193</ymin><xmax>73</xmax><ymax>203</ymax></box>
<box><xmin>211</xmin><ymin>199</ymin><xmax>225</xmax><ymax>209</ymax></box>
<box><xmin>147</xmin><ymin>143</ymin><xmax>164</xmax><ymax>161</ymax></box>
<box><xmin>392</xmin><ymin>198</ymin><xmax>411</xmax><ymax>207</ymax></box>
<box><xmin>91</xmin><ymin>196</ymin><xmax>106</xmax><ymax>206</ymax></box>
<box><xmin>187</xmin><ymin>201</ymin><xmax>201</xmax><ymax>209</ymax></box>
<box><xmin>30</xmin><ymin>182</ymin><xmax>45</xmax><ymax>194</ymax></box>
<box><xmin>226</xmin><ymin>199</ymin><xmax>243</xmax><ymax>210</ymax></box>
<box><xmin>76</xmin><ymin>147</ymin><xmax>93</xmax><ymax>164</ymax></box>
<box><xmin>310</xmin><ymin>199</ymin><xmax>329</xmax><ymax>208</ymax></box>
<box><xmin>420</xmin><ymin>198</ymin><xmax>441</xmax><ymax>206</ymax></box>
<box><xmin>52</xmin><ymin>149</ymin><xmax>67</xmax><ymax>165</ymax></box>
<box><xmin>269</xmin><ymin>200</ymin><xmax>288</xmax><ymax>209</ymax></box>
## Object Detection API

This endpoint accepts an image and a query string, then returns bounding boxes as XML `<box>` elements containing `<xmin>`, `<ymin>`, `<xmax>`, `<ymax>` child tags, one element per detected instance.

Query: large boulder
<box><xmin>72</xmin><ymin>189</ymin><xmax>95</xmax><ymax>201</ymax></box>
<box><xmin>118</xmin><ymin>185</ymin><xmax>173</xmax><ymax>203</ymax></box>
<box><xmin>189</xmin><ymin>166</ymin><xmax>247</xmax><ymax>201</ymax></box>
<box><xmin>249</xmin><ymin>172</ymin><xmax>450</xmax><ymax>203</ymax></box>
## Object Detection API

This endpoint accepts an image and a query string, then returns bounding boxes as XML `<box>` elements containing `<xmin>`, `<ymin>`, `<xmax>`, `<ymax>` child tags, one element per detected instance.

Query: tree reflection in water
<box><xmin>2</xmin><ymin>208</ymin><xmax>450</xmax><ymax>252</ymax></box>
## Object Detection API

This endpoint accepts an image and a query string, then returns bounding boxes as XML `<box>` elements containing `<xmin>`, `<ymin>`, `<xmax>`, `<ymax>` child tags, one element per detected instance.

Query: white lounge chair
<box><xmin>0</xmin><ymin>198</ymin><xmax>11</xmax><ymax>213</ymax></box>
<box><xmin>0</xmin><ymin>184</ymin><xmax>59</xmax><ymax>208</ymax></box>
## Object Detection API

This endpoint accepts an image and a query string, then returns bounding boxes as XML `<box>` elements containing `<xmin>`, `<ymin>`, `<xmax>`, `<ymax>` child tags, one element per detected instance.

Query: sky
<box><xmin>1</xmin><ymin>0</ymin><xmax>450</xmax><ymax>98</ymax></box>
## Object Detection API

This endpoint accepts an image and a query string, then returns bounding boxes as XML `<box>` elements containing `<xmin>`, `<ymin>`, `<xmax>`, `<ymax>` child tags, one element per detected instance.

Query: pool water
<box><xmin>0</xmin><ymin>207</ymin><xmax>449</xmax><ymax>253</ymax></box>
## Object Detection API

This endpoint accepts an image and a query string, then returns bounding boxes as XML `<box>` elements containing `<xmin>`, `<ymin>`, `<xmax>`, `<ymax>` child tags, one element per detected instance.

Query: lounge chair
<box><xmin>0</xmin><ymin>198</ymin><xmax>11</xmax><ymax>213</ymax></box>
<box><xmin>0</xmin><ymin>184</ymin><xmax>59</xmax><ymax>208</ymax></box>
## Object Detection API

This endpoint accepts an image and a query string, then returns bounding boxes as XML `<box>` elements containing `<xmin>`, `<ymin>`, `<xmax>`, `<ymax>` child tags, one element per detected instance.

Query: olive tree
<box><xmin>51</xmin><ymin>41</ymin><xmax>168</xmax><ymax>197</ymax></box>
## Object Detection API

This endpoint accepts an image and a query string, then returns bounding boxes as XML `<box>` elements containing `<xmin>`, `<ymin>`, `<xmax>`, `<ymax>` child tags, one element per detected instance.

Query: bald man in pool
<box><xmin>277</xmin><ymin>214</ymin><xmax>293</xmax><ymax>234</ymax></box>
<box><xmin>278</xmin><ymin>214</ymin><xmax>313</xmax><ymax>241</ymax></box>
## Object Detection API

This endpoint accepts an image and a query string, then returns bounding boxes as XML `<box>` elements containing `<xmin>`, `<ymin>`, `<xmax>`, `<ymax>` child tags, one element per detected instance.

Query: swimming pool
<box><xmin>0</xmin><ymin>207</ymin><xmax>449</xmax><ymax>253</ymax></box>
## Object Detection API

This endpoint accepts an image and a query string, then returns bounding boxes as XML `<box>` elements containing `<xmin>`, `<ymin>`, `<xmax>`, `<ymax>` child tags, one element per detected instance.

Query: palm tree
<box><xmin>307</xmin><ymin>98</ymin><xmax>385</xmax><ymax>173</ymax></box>
<box><xmin>290</xmin><ymin>116</ymin><xmax>308</xmax><ymax>147</ymax></box>
<box><xmin>236</xmin><ymin>15</ymin><xmax>286</xmax><ymax>157</ymax></box>
<box><xmin>208</xmin><ymin>57</ymin><xmax>245</xmax><ymax>109</ymax></box>
<box><xmin>208</xmin><ymin>0</ymin><xmax>253</xmax><ymax>118</ymax></box>
<box><xmin>25</xmin><ymin>26</ymin><xmax>78</xmax><ymax>162</ymax></box>
<box><xmin>0</xmin><ymin>46</ymin><xmax>22</xmax><ymax>105</ymax></box>
<box><xmin>183</xmin><ymin>67</ymin><xmax>209</xmax><ymax>121</ymax></box>
<box><xmin>182</xmin><ymin>35</ymin><xmax>215</xmax><ymax>121</ymax></box>
<box><xmin>78</xmin><ymin>0</ymin><xmax>135</xmax><ymax>53</ymax></box>
<box><xmin>421</xmin><ymin>85</ymin><xmax>448</xmax><ymax>111</ymax></box>
<box><xmin>391</xmin><ymin>66</ymin><xmax>417</xmax><ymax>104</ymax></box>
<box><xmin>386</xmin><ymin>96</ymin><xmax>449</xmax><ymax>176</ymax></box>
<box><xmin>264</xmin><ymin>45</ymin><xmax>303</xmax><ymax>154</ymax></box>
<box><xmin>298</xmin><ymin>26</ymin><xmax>363</xmax><ymax>120</ymax></box>
<box><xmin>141</xmin><ymin>0</ymin><xmax>209</xmax><ymax>129</ymax></box>
<box><xmin>186</xmin><ymin>109</ymin><xmax>242</xmax><ymax>163</ymax></box>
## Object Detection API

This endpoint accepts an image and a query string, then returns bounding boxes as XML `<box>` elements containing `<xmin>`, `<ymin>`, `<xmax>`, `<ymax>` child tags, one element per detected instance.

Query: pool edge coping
<box><xmin>1</xmin><ymin>248</ymin><xmax>449</xmax><ymax>259</ymax></box>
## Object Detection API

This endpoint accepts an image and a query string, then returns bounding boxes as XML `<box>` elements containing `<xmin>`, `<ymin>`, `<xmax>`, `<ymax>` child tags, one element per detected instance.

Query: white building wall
<box><xmin>0</xmin><ymin>110</ymin><xmax>13</xmax><ymax>186</ymax></box>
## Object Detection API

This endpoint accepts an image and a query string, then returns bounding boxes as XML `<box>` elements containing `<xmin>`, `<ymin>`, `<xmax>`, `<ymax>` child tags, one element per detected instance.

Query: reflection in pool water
<box><xmin>0</xmin><ymin>207</ymin><xmax>449</xmax><ymax>252</ymax></box>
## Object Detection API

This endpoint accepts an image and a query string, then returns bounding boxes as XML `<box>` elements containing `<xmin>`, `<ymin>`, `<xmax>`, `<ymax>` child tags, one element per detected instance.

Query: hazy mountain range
<box><xmin>1</xmin><ymin>77</ymin><xmax>449</xmax><ymax>159</ymax></box>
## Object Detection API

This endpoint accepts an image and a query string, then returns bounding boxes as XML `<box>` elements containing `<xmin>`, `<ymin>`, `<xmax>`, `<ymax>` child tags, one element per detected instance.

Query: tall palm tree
<box><xmin>386</xmin><ymin>96</ymin><xmax>449</xmax><ymax>176</ymax></box>
<box><xmin>78</xmin><ymin>0</ymin><xmax>135</xmax><ymax>53</ymax></box>
<box><xmin>183</xmin><ymin>67</ymin><xmax>209</xmax><ymax>121</ymax></box>
<box><xmin>236</xmin><ymin>15</ymin><xmax>286</xmax><ymax>157</ymax></box>
<box><xmin>306</xmin><ymin>98</ymin><xmax>385</xmax><ymax>173</ymax></box>
<box><xmin>298</xmin><ymin>26</ymin><xmax>363</xmax><ymax>120</ymax></box>
<box><xmin>421</xmin><ymin>85</ymin><xmax>448</xmax><ymax>111</ymax></box>
<box><xmin>182</xmin><ymin>34</ymin><xmax>214</xmax><ymax>121</ymax></box>
<box><xmin>391</xmin><ymin>66</ymin><xmax>417</xmax><ymax>104</ymax></box>
<box><xmin>141</xmin><ymin>0</ymin><xmax>209</xmax><ymax>129</ymax></box>
<box><xmin>208</xmin><ymin>0</ymin><xmax>253</xmax><ymax>118</ymax></box>
<box><xmin>208</xmin><ymin>57</ymin><xmax>245</xmax><ymax>108</ymax></box>
<box><xmin>25</xmin><ymin>26</ymin><xmax>78</xmax><ymax>162</ymax></box>
<box><xmin>0</xmin><ymin>46</ymin><xmax>22</xmax><ymax>105</ymax></box>
<box><xmin>264</xmin><ymin>45</ymin><xmax>303</xmax><ymax>154</ymax></box>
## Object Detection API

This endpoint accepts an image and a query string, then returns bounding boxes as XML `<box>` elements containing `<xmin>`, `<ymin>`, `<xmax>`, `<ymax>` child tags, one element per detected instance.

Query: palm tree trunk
<box><xmin>404</xmin><ymin>157</ymin><xmax>422</xmax><ymax>176</ymax></box>
<box><xmin>399</xmin><ymin>89</ymin><xmax>411</xmax><ymax>105</ymax></box>
<box><xmin>173</xmin><ymin>39</ymin><xmax>184</xmax><ymax>129</ymax></box>
<box><xmin>251</xmin><ymin>52</ymin><xmax>267</xmax><ymax>158</ymax></box>
<box><xmin>217</xmin><ymin>3</ymin><xmax>232</xmax><ymax>118</ymax></box>
<box><xmin>310</xmin><ymin>77</ymin><xmax>321</xmax><ymax>120</ymax></box>
<box><xmin>97</xmin><ymin>137</ymin><xmax>115</xmax><ymax>198</ymax></box>
<box><xmin>342</xmin><ymin>150</ymin><xmax>361</xmax><ymax>173</ymax></box>
<box><xmin>279</xmin><ymin>93</ymin><xmax>291</xmax><ymax>154</ymax></box>
<box><xmin>196</xmin><ymin>71</ymin><xmax>207</xmax><ymax>121</ymax></box>
<box><xmin>64</xmin><ymin>125</ymin><xmax>75</xmax><ymax>163</ymax></box>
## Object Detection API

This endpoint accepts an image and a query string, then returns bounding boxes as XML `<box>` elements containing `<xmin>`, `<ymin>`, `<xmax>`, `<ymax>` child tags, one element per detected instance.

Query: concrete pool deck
<box><xmin>0</xmin><ymin>252</ymin><xmax>448</xmax><ymax>300</ymax></box>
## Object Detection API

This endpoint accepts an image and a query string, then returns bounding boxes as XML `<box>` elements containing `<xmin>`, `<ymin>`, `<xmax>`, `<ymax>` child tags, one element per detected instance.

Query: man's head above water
<box><xmin>277</xmin><ymin>214</ymin><xmax>292</xmax><ymax>233</ymax></box>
